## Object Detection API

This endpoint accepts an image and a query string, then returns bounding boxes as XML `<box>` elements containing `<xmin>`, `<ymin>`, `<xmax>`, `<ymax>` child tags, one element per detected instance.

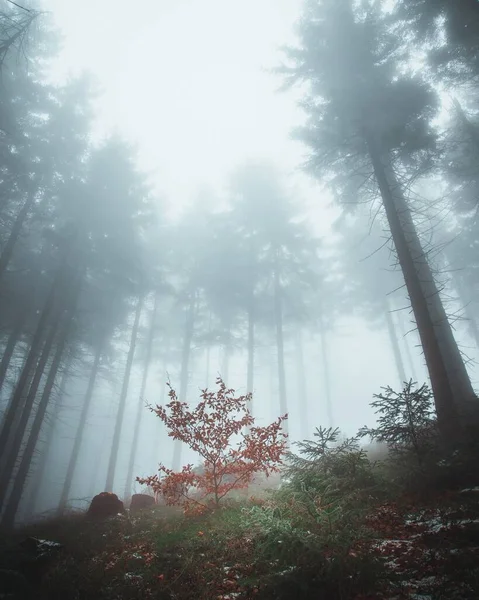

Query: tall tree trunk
<box><xmin>318</xmin><ymin>318</ymin><xmax>333</xmax><ymax>428</ymax></box>
<box><xmin>221</xmin><ymin>326</ymin><xmax>231</xmax><ymax>385</ymax></box>
<box><xmin>384</xmin><ymin>296</ymin><xmax>407</xmax><ymax>386</ymax></box>
<box><xmin>451</xmin><ymin>271</ymin><xmax>479</xmax><ymax>350</ymax></box>
<box><xmin>0</xmin><ymin>264</ymin><xmax>65</xmax><ymax>457</ymax></box>
<box><xmin>0</xmin><ymin>183</ymin><xmax>37</xmax><ymax>281</ymax></box>
<box><xmin>22</xmin><ymin>356</ymin><xmax>73</xmax><ymax>520</ymax></box>
<box><xmin>205</xmin><ymin>312</ymin><xmax>212</xmax><ymax>388</ymax></box>
<box><xmin>295</xmin><ymin>330</ymin><xmax>309</xmax><ymax>440</ymax></box>
<box><xmin>57</xmin><ymin>339</ymin><xmax>103</xmax><ymax>515</ymax></box>
<box><xmin>105</xmin><ymin>294</ymin><xmax>144</xmax><ymax>493</ymax></box>
<box><xmin>1</xmin><ymin>292</ymin><xmax>77</xmax><ymax>529</ymax></box>
<box><xmin>124</xmin><ymin>293</ymin><xmax>159</xmax><ymax>501</ymax></box>
<box><xmin>395</xmin><ymin>309</ymin><xmax>419</xmax><ymax>382</ymax></box>
<box><xmin>171</xmin><ymin>294</ymin><xmax>195</xmax><ymax>471</ymax></box>
<box><xmin>247</xmin><ymin>295</ymin><xmax>255</xmax><ymax>408</ymax></box>
<box><xmin>0</xmin><ymin>302</ymin><xmax>28</xmax><ymax>391</ymax></box>
<box><xmin>0</xmin><ymin>313</ymin><xmax>62</xmax><ymax>507</ymax></box>
<box><xmin>87</xmin><ymin>382</ymin><xmax>118</xmax><ymax>500</ymax></box>
<box><xmin>273</xmin><ymin>261</ymin><xmax>288</xmax><ymax>435</ymax></box>
<box><xmin>368</xmin><ymin>140</ymin><xmax>476</xmax><ymax>440</ymax></box>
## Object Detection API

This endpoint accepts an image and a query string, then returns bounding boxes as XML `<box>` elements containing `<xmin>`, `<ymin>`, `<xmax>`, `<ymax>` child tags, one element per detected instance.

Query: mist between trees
<box><xmin>0</xmin><ymin>0</ymin><xmax>479</xmax><ymax>528</ymax></box>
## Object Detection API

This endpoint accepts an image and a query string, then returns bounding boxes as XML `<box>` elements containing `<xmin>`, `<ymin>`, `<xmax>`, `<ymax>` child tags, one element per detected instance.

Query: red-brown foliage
<box><xmin>138</xmin><ymin>378</ymin><xmax>287</xmax><ymax>513</ymax></box>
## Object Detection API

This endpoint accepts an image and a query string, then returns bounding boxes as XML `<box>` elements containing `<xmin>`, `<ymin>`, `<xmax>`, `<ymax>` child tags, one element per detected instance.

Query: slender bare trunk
<box><xmin>0</xmin><ymin>183</ymin><xmax>37</xmax><ymax>280</ymax></box>
<box><xmin>273</xmin><ymin>261</ymin><xmax>288</xmax><ymax>434</ymax></box>
<box><xmin>87</xmin><ymin>383</ymin><xmax>118</xmax><ymax>500</ymax></box>
<box><xmin>451</xmin><ymin>271</ymin><xmax>479</xmax><ymax>350</ymax></box>
<box><xmin>0</xmin><ymin>303</ymin><xmax>28</xmax><ymax>391</ymax></box>
<box><xmin>22</xmin><ymin>356</ymin><xmax>73</xmax><ymax>520</ymax></box>
<box><xmin>1</xmin><ymin>291</ymin><xmax>78</xmax><ymax>529</ymax></box>
<box><xmin>124</xmin><ymin>293</ymin><xmax>159</xmax><ymax>501</ymax></box>
<box><xmin>172</xmin><ymin>294</ymin><xmax>195</xmax><ymax>471</ymax></box>
<box><xmin>247</xmin><ymin>295</ymin><xmax>255</xmax><ymax>412</ymax></box>
<box><xmin>205</xmin><ymin>313</ymin><xmax>212</xmax><ymax>388</ymax></box>
<box><xmin>295</xmin><ymin>330</ymin><xmax>309</xmax><ymax>440</ymax></box>
<box><xmin>57</xmin><ymin>340</ymin><xmax>103</xmax><ymax>515</ymax></box>
<box><xmin>0</xmin><ymin>314</ymin><xmax>62</xmax><ymax>508</ymax></box>
<box><xmin>318</xmin><ymin>318</ymin><xmax>333</xmax><ymax>428</ymax></box>
<box><xmin>221</xmin><ymin>326</ymin><xmax>231</xmax><ymax>385</ymax></box>
<box><xmin>0</xmin><ymin>267</ymin><xmax>62</xmax><ymax>457</ymax></box>
<box><xmin>105</xmin><ymin>294</ymin><xmax>144</xmax><ymax>493</ymax></box>
<box><xmin>395</xmin><ymin>310</ymin><xmax>419</xmax><ymax>382</ymax></box>
<box><xmin>384</xmin><ymin>296</ymin><xmax>407</xmax><ymax>386</ymax></box>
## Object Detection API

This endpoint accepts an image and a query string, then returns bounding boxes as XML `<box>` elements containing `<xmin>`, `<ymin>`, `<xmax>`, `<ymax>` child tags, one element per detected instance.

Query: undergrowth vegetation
<box><xmin>2</xmin><ymin>380</ymin><xmax>479</xmax><ymax>599</ymax></box>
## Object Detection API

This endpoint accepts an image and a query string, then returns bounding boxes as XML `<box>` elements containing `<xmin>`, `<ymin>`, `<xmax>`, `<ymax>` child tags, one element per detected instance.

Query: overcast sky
<box><xmin>44</xmin><ymin>0</ymin><xmax>314</xmax><ymax>215</ymax></box>
<box><xmin>37</xmin><ymin>0</ymin><xmax>443</xmax><ymax>441</ymax></box>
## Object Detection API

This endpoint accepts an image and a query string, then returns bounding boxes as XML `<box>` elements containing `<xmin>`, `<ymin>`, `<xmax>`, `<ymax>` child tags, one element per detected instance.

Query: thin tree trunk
<box><xmin>273</xmin><ymin>262</ymin><xmax>288</xmax><ymax>434</ymax></box>
<box><xmin>295</xmin><ymin>330</ymin><xmax>309</xmax><ymax>440</ymax></box>
<box><xmin>318</xmin><ymin>318</ymin><xmax>333</xmax><ymax>428</ymax></box>
<box><xmin>0</xmin><ymin>184</ymin><xmax>37</xmax><ymax>280</ymax></box>
<box><xmin>1</xmin><ymin>293</ymin><xmax>77</xmax><ymax>529</ymax></box>
<box><xmin>368</xmin><ymin>140</ymin><xmax>475</xmax><ymax>440</ymax></box>
<box><xmin>395</xmin><ymin>310</ymin><xmax>419</xmax><ymax>382</ymax></box>
<box><xmin>0</xmin><ymin>302</ymin><xmax>28</xmax><ymax>391</ymax></box>
<box><xmin>221</xmin><ymin>326</ymin><xmax>231</xmax><ymax>385</ymax></box>
<box><xmin>23</xmin><ymin>355</ymin><xmax>73</xmax><ymax>520</ymax></box>
<box><xmin>0</xmin><ymin>265</ymin><xmax>64</xmax><ymax>457</ymax></box>
<box><xmin>105</xmin><ymin>294</ymin><xmax>144</xmax><ymax>493</ymax></box>
<box><xmin>88</xmin><ymin>383</ymin><xmax>118</xmax><ymax>500</ymax></box>
<box><xmin>384</xmin><ymin>296</ymin><xmax>407</xmax><ymax>386</ymax></box>
<box><xmin>57</xmin><ymin>339</ymin><xmax>103</xmax><ymax>515</ymax></box>
<box><xmin>247</xmin><ymin>296</ymin><xmax>255</xmax><ymax>410</ymax></box>
<box><xmin>452</xmin><ymin>271</ymin><xmax>479</xmax><ymax>350</ymax></box>
<box><xmin>0</xmin><ymin>314</ymin><xmax>62</xmax><ymax>507</ymax></box>
<box><xmin>205</xmin><ymin>312</ymin><xmax>212</xmax><ymax>387</ymax></box>
<box><xmin>124</xmin><ymin>292</ymin><xmax>159</xmax><ymax>501</ymax></box>
<box><xmin>171</xmin><ymin>294</ymin><xmax>195</xmax><ymax>471</ymax></box>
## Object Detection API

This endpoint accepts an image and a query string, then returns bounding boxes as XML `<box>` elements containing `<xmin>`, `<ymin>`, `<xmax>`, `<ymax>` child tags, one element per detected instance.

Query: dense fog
<box><xmin>0</xmin><ymin>0</ymin><xmax>478</xmax><ymax>528</ymax></box>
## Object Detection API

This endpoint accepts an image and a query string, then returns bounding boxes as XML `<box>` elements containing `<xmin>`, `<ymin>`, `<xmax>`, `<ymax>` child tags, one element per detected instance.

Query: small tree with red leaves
<box><xmin>137</xmin><ymin>378</ymin><xmax>288</xmax><ymax>513</ymax></box>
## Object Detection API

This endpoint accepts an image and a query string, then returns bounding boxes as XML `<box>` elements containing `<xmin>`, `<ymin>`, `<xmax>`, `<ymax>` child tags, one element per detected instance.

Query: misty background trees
<box><xmin>0</xmin><ymin>0</ymin><xmax>478</xmax><ymax>526</ymax></box>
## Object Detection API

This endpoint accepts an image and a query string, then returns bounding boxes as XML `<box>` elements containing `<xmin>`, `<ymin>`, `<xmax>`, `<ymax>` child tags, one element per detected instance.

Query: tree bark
<box><xmin>384</xmin><ymin>296</ymin><xmax>407</xmax><ymax>386</ymax></box>
<box><xmin>368</xmin><ymin>140</ymin><xmax>476</xmax><ymax>440</ymax></box>
<box><xmin>171</xmin><ymin>294</ymin><xmax>195</xmax><ymax>471</ymax></box>
<box><xmin>295</xmin><ymin>330</ymin><xmax>309</xmax><ymax>440</ymax></box>
<box><xmin>318</xmin><ymin>318</ymin><xmax>333</xmax><ymax>428</ymax></box>
<box><xmin>205</xmin><ymin>312</ymin><xmax>212</xmax><ymax>388</ymax></box>
<box><xmin>247</xmin><ymin>295</ymin><xmax>255</xmax><ymax>408</ymax></box>
<box><xmin>1</xmin><ymin>290</ymin><xmax>78</xmax><ymax>529</ymax></box>
<box><xmin>22</xmin><ymin>356</ymin><xmax>73</xmax><ymax>520</ymax></box>
<box><xmin>0</xmin><ymin>182</ymin><xmax>38</xmax><ymax>280</ymax></box>
<box><xmin>0</xmin><ymin>302</ymin><xmax>28</xmax><ymax>391</ymax></box>
<box><xmin>0</xmin><ymin>313</ymin><xmax>61</xmax><ymax>507</ymax></box>
<box><xmin>57</xmin><ymin>339</ymin><xmax>103</xmax><ymax>515</ymax></box>
<box><xmin>395</xmin><ymin>309</ymin><xmax>419</xmax><ymax>382</ymax></box>
<box><xmin>273</xmin><ymin>260</ymin><xmax>288</xmax><ymax>435</ymax></box>
<box><xmin>87</xmin><ymin>382</ymin><xmax>118</xmax><ymax>500</ymax></box>
<box><xmin>221</xmin><ymin>326</ymin><xmax>231</xmax><ymax>385</ymax></box>
<box><xmin>105</xmin><ymin>294</ymin><xmax>144</xmax><ymax>493</ymax></box>
<box><xmin>451</xmin><ymin>270</ymin><xmax>479</xmax><ymax>350</ymax></box>
<box><xmin>0</xmin><ymin>265</ymin><xmax>64</xmax><ymax>457</ymax></box>
<box><xmin>124</xmin><ymin>292</ymin><xmax>159</xmax><ymax>501</ymax></box>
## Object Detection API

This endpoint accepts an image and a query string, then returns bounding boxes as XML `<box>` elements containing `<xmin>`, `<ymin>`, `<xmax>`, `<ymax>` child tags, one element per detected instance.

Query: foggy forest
<box><xmin>1</xmin><ymin>1</ymin><xmax>479</xmax><ymax>599</ymax></box>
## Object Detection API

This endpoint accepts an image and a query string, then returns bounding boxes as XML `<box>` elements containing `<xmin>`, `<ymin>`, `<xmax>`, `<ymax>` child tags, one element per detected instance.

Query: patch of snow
<box><xmin>124</xmin><ymin>573</ymin><xmax>142</xmax><ymax>581</ymax></box>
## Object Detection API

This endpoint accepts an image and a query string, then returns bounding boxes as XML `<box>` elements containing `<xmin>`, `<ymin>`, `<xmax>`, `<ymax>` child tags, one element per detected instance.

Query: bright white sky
<box><xmin>43</xmin><ymin>0</ymin><xmax>313</xmax><ymax>213</ymax></box>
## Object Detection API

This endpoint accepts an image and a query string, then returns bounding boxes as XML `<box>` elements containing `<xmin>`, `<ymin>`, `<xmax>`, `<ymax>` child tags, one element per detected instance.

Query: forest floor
<box><xmin>1</xmin><ymin>490</ymin><xmax>479</xmax><ymax>600</ymax></box>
